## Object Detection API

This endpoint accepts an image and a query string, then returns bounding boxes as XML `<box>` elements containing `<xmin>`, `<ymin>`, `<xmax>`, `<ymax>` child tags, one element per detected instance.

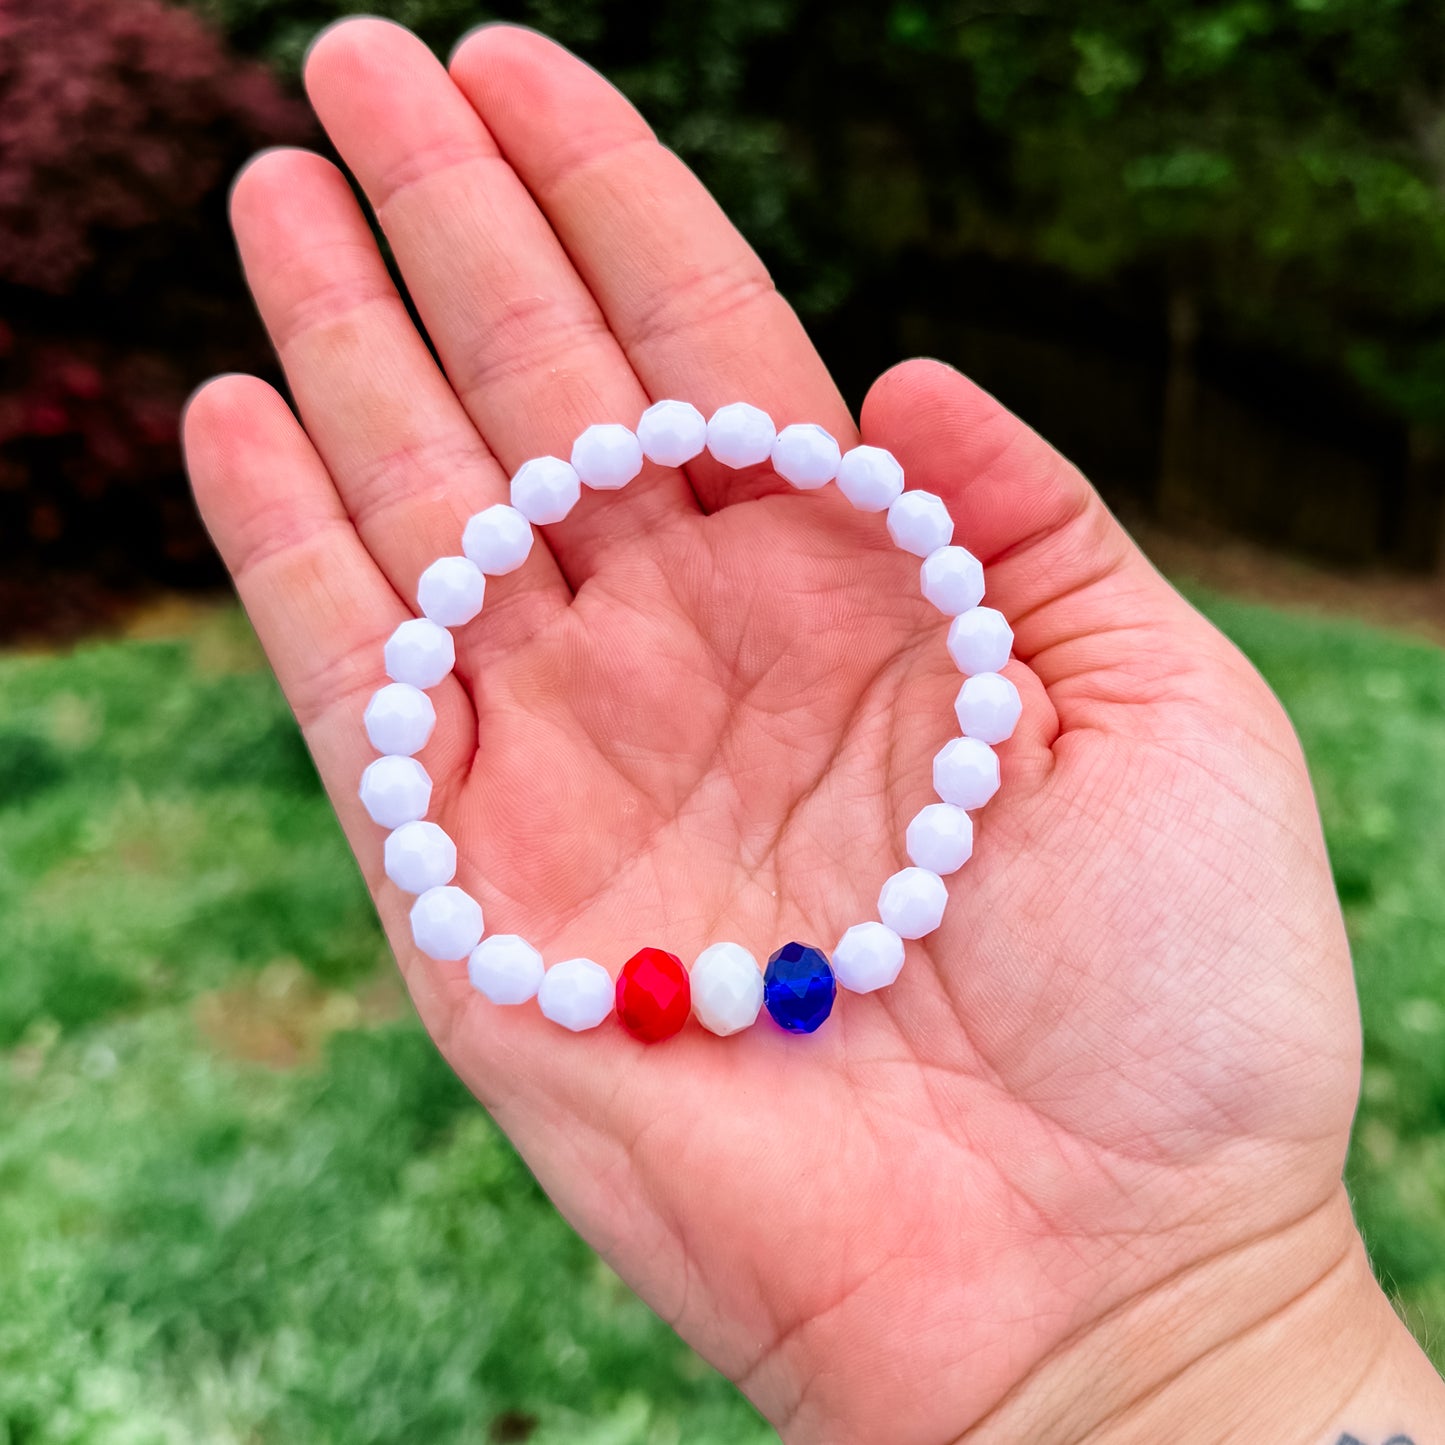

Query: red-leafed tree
<box><xmin>0</xmin><ymin>0</ymin><xmax>311</xmax><ymax>637</ymax></box>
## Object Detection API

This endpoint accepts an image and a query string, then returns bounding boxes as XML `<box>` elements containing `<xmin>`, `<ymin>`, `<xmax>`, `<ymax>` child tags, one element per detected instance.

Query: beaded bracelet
<box><xmin>358</xmin><ymin>401</ymin><xmax>1019</xmax><ymax>1042</ymax></box>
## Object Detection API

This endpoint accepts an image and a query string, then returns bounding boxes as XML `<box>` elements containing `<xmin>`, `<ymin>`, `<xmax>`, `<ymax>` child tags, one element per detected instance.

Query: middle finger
<box><xmin>303</xmin><ymin>18</ymin><xmax>700</xmax><ymax>587</ymax></box>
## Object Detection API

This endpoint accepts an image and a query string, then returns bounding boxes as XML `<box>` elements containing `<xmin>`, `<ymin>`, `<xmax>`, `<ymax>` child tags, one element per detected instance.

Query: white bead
<box><xmin>955</xmin><ymin>672</ymin><xmax>1023</xmax><ymax>745</ymax></box>
<box><xmin>920</xmin><ymin>546</ymin><xmax>985</xmax><ymax>616</ymax></box>
<box><xmin>462</xmin><ymin>504</ymin><xmax>534</xmax><ymax>576</ymax></box>
<box><xmin>771</xmin><ymin>422</ymin><xmax>841</xmax><ymax>489</ymax></box>
<box><xmin>359</xmin><ymin>755</ymin><xmax>432</xmax><ymax>829</ymax></box>
<box><xmin>468</xmin><ymin>934</ymin><xmax>545</xmax><ymax>1005</ymax></box>
<box><xmin>384</xmin><ymin>618</ymin><xmax>455</xmax><ymax>690</ymax></box>
<box><xmin>878</xmin><ymin>867</ymin><xmax>948</xmax><ymax>940</ymax></box>
<box><xmin>364</xmin><ymin>683</ymin><xmax>435</xmax><ymax>757</ymax></box>
<box><xmin>637</xmin><ymin>399</ymin><xmax>707</xmax><ymax>466</ymax></box>
<box><xmin>537</xmin><ymin>957</ymin><xmax>614</xmax><ymax>1031</ymax></box>
<box><xmin>906</xmin><ymin>803</ymin><xmax>974</xmax><ymax>875</ymax></box>
<box><xmin>933</xmin><ymin>736</ymin><xmax>1001</xmax><ymax>810</ymax></box>
<box><xmin>947</xmin><ymin>607</ymin><xmax>1013</xmax><ymax>675</ymax></box>
<box><xmin>384</xmin><ymin>820</ymin><xmax>457</xmax><ymax>894</ymax></box>
<box><xmin>571</xmin><ymin>422</ymin><xmax>643</xmax><ymax>491</ymax></box>
<box><xmin>510</xmin><ymin>455</ymin><xmax>581</xmax><ymax>525</ymax></box>
<box><xmin>410</xmin><ymin>885</ymin><xmax>484</xmax><ymax>961</ymax></box>
<box><xmin>887</xmin><ymin>490</ymin><xmax>954</xmax><ymax>556</ymax></box>
<box><xmin>836</xmin><ymin>445</ymin><xmax>904</xmax><ymax>512</ymax></box>
<box><xmin>417</xmin><ymin>556</ymin><xmax>486</xmax><ymax>627</ymax></box>
<box><xmin>833</xmin><ymin>922</ymin><xmax>905</xmax><ymax>993</ymax></box>
<box><xmin>690</xmin><ymin>942</ymin><xmax>763</xmax><ymax>1036</ymax></box>
<box><xmin>706</xmin><ymin>402</ymin><xmax>775</xmax><ymax>468</ymax></box>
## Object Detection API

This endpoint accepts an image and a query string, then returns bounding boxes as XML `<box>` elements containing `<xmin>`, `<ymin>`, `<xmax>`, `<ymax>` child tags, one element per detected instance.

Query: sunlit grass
<box><xmin>1</xmin><ymin>594</ymin><xmax>1442</xmax><ymax>1440</ymax></box>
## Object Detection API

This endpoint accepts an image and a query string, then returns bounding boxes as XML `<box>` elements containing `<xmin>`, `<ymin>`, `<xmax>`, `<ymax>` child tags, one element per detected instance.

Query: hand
<box><xmin>182</xmin><ymin>20</ymin><xmax>1444</xmax><ymax>1443</ymax></box>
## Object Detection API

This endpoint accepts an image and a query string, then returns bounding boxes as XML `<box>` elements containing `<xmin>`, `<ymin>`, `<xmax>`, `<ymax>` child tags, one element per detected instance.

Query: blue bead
<box><xmin>763</xmin><ymin>942</ymin><xmax>836</xmax><ymax>1034</ymax></box>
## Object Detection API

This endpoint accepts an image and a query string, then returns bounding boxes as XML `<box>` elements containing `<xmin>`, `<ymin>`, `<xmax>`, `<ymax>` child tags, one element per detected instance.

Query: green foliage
<box><xmin>1</xmin><ymin>594</ymin><xmax>1444</xmax><ymax>1438</ymax></box>
<box><xmin>184</xmin><ymin>0</ymin><xmax>1445</xmax><ymax>423</ymax></box>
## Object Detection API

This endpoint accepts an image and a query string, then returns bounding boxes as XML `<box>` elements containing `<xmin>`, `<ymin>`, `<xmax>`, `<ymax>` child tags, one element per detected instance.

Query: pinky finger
<box><xmin>182</xmin><ymin>374</ymin><xmax>475</xmax><ymax>868</ymax></box>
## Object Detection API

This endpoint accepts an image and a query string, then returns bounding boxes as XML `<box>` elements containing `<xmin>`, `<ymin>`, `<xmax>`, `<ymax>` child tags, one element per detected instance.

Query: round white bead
<box><xmin>384</xmin><ymin>618</ymin><xmax>455</xmax><ymax>690</ymax></box>
<box><xmin>538</xmin><ymin>957</ymin><xmax>614</xmax><ymax>1031</ymax></box>
<box><xmin>410</xmin><ymin>885</ymin><xmax>484</xmax><ymax>961</ymax></box>
<box><xmin>510</xmin><ymin>455</ymin><xmax>581</xmax><ymax>525</ymax></box>
<box><xmin>364</xmin><ymin>683</ymin><xmax>435</xmax><ymax>757</ymax></box>
<box><xmin>833</xmin><ymin>921</ymin><xmax>905</xmax><ymax>993</ymax></box>
<box><xmin>955</xmin><ymin>672</ymin><xmax>1023</xmax><ymax>745</ymax></box>
<box><xmin>887</xmin><ymin>490</ymin><xmax>954</xmax><ymax>556</ymax></box>
<box><xmin>384</xmin><ymin>820</ymin><xmax>457</xmax><ymax>894</ymax></box>
<box><xmin>571</xmin><ymin>422</ymin><xmax>643</xmax><ymax>491</ymax></box>
<box><xmin>947</xmin><ymin>606</ymin><xmax>1014</xmax><ymax>675</ymax></box>
<box><xmin>690</xmin><ymin>942</ymin><xmax>764</xmax><ymax>1036</ymax></box>
<box><xmin>462</xmin><ymin>504</ymin><xmax>534</xmax><ymax>576</ymax></box>
<box><xmin>878</xmin><ymin>867</ymin><xmax>948</xmax><ymax>940</ymax></box>
<box><xmin>905</xmin><ymin>803</ymin><xmax>974</xmax><ymax>875</ymax></box>
<box><xmin>706</xmin><ymin>402</ymin><xmax>776</xmax><ymax>468</ymax></box>
<box><xmin>933</xmin><ymin>736</ymin><xmax>1001</xmax><ymax>810</ymax></box>
<box><xmin>417</xmin><ymin>556</ymin><xmax>486</xmax><ymax>627</ymax></box>
<box><xmin>920</xmin><ymin>546</ymin><xmax>985</xmax><ymax>616</ymax></box>
<box><xmin>359</xmin><ymin>755</ymin><xmax>432</xmax><ymax>829</ymax></box>
<box><xmin>637</xmin><ymin>399</ymin><xmax>708</xmax><ymax>467</ymax></box>
<box><xmin>771</xmin><ymin>422</ymin><xmax>841</xmax><ymax>489</ymax></box>
<box><xmin>836</xmin><ymin>445</ymin><xmax>904</xmax><ymax>512</ymax></box>
<box><xmin>468</xmin><ymin>934</ymin><xmax>545</xmax><ymax>1006</ymax></box>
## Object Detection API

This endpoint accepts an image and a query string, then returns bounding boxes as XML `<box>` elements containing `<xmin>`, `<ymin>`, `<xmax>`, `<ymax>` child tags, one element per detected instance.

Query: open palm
<box><xmin>183</xmin><ymin>21</ymin><xmax>1363</xmax><ymax>1444</ymax></box>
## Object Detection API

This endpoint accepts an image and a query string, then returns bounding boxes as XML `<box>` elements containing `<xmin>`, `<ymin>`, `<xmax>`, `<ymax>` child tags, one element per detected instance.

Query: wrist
<box><xmin>956</xmin><ymin>1185</ymin><xmax>1444</xmax><ymax>1444</ymax></box>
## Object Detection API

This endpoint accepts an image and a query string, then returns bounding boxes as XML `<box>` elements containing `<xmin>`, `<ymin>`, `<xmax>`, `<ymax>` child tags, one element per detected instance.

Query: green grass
<box><xmin>1</xmin><ymin>594</ymin><xmax>1443</xmax><ymax>1441</ymax></box>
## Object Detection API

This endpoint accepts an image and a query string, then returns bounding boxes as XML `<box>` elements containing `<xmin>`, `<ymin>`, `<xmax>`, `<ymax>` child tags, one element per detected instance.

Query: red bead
<box><xmin>616</xmin><ymin>947</ymin><xmax>691</xmax><ymax>1043</ymax></box>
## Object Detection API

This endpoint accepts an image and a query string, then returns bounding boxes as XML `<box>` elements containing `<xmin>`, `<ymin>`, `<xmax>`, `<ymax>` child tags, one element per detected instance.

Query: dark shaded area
<box><xmin>8</xmin><ymin>0</ymin><xmax>1445</xmax><ymax>642</ymax></box>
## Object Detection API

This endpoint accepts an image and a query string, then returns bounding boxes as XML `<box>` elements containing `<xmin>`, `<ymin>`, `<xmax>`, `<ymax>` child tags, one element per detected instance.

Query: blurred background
<box><xmin>3</xmin><ymin>0</ymin><xmax>1444</xmax><ymax>1439</ymax></box>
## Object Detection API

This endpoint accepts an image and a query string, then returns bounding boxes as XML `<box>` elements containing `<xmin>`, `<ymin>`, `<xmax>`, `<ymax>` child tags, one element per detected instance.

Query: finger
<box><xmin>182</xmin><ymin>373</ymin><xmax>474</xmax><ymax>857</ymax></box>
<box><xmin>448</xmin><ymin>25</ymin><xmax>857</xmax><ymax>513</ymax></box>
<box><xmin>302</xmin><ymin>19</ymin><xmax>698</xmax><ymax>585</ymax></box>
<box><xmin>229</xmin><ymin>147</ymin><xmax>569</xmax><ymax>654</ymax></box>
<box><xmin>861</xmin><ymin>360</ymin><xmax>1233</xmax><ymax>731</ymax></box>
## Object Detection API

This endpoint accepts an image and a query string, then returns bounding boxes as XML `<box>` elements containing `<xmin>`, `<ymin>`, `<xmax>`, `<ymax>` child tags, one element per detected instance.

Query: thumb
<box><xmin>863</xmin><ymin>358</ymin><xmax>1235</xmax><ymax>734</ymax></box>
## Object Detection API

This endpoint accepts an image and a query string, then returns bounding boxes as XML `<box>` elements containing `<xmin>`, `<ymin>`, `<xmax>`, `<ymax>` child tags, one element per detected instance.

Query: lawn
<box><xmin>1</xmin><ymin>592</ymin><xmax>1442</xmax><ymax>1441</ymax></box>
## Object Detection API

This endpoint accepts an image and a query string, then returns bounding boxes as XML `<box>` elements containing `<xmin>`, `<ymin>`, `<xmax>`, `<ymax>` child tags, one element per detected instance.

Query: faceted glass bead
<box><xmin>771</xmin><ymin>422</ymin><xmax>841</xmax><ymax>489</ymax></box>
<box><xmin>836</xmin><ymin>445</ymin><xmax>904</xmax><ymax>512</ymax></box>
<box><xmin>410</xmin><ymin>885</ymin><xmax>484</xmax><ymax>961</ymax></box>
<box><xmin>468</xmin><ymin>934</ymin><xmax>545</xmax><ymax>1005</ymax></box>
<box><xmin>417</xmin><ymin>555</ymin><xmax>486</xmax><ymax>627</ymax></box>
<box><xmin>615</xmin><ymin>947</ymin><xmax>691</xmax><ymax>1042</ymax></box>
<box><xmin>462</xmin><ymin>503</ymin><xmax>534</xmax><ymax>575</ymax></box>
<box><xmin>538</xmin><ymin>957</ymin><xmax>615</xmax><ymax>1031</ymax></box>
<box><xmin>906</xmin><ymin>802</ymin><xmax>974</xmax><ymax>875</ymax></box>
<box><xmin>877</xmin><ymin>867</ymin><xmax>948</xmax><ymax>940</ymax></box>
<box><xmin>920</xmin><ymin>546</ymin><xmax>985</xmax><ymax>616</ymax></box>
<box><xmin>384</xmin><ymin>819</ymin><xmax>457</xmax><ymax>894</ymax></box>
<box><xmin>384</xmin><ymin>618</ymin><xmax>455</xmax><ymax>690</ymax></box>
<box><xmin>511</xmin><ymin>455</ymin><xmax>581</xmax><ymax>525</ymax></box>
<box><xmin>364</xmin><ymin>682</ymin><xmax>435</xmax><ymax>756</ymax></box>
<box><xmin>947</xmin><ymin>606</ymin><xmax>1013</xmax><ymax>675</ymax></box>
<box><xmin>954</xmin><ymin>672</ymin><xmax>1023</xmax><ymax>745</ymax></box>
<box><xmin>933</xmin><ymin>737</ymin><xmax>1001</xmax><ymax>810</ymax></box>
<box><xmin>706</xmin><ymin>402</ymin><xmax>776</xmax><ymax>468</ymax></box>
<box><xmin>572</xmin><ymin>422</ymin><xmax>643</xmax><ymax>490</ymax></box>
<box><xmin>832</xmin><ymin>921</ymin><xmax>905</xmax><ymax>993</ymax></box>
<box><xmin>690</xmin><ymin>942</ymin><xmax>764</xmax><ymax>1036</ymax></box>
<box><xmin>637</xmin><ymin>399</ymin><xmax>707</xmax><ymax>466</ymax></box>
<box><xmin>359</xmin><ymin>755</ymin><xmax>432</xmax><ymax>829</ymax></box>
<box><xmin>887</xmin><ymin>490</ymin><xmax>954</xmax><ymax>556</ymax></box>
<box><xmin>763</xmin><ymin>942</ymin><xmax>836</xmax><ymax>1034</ymax></box>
